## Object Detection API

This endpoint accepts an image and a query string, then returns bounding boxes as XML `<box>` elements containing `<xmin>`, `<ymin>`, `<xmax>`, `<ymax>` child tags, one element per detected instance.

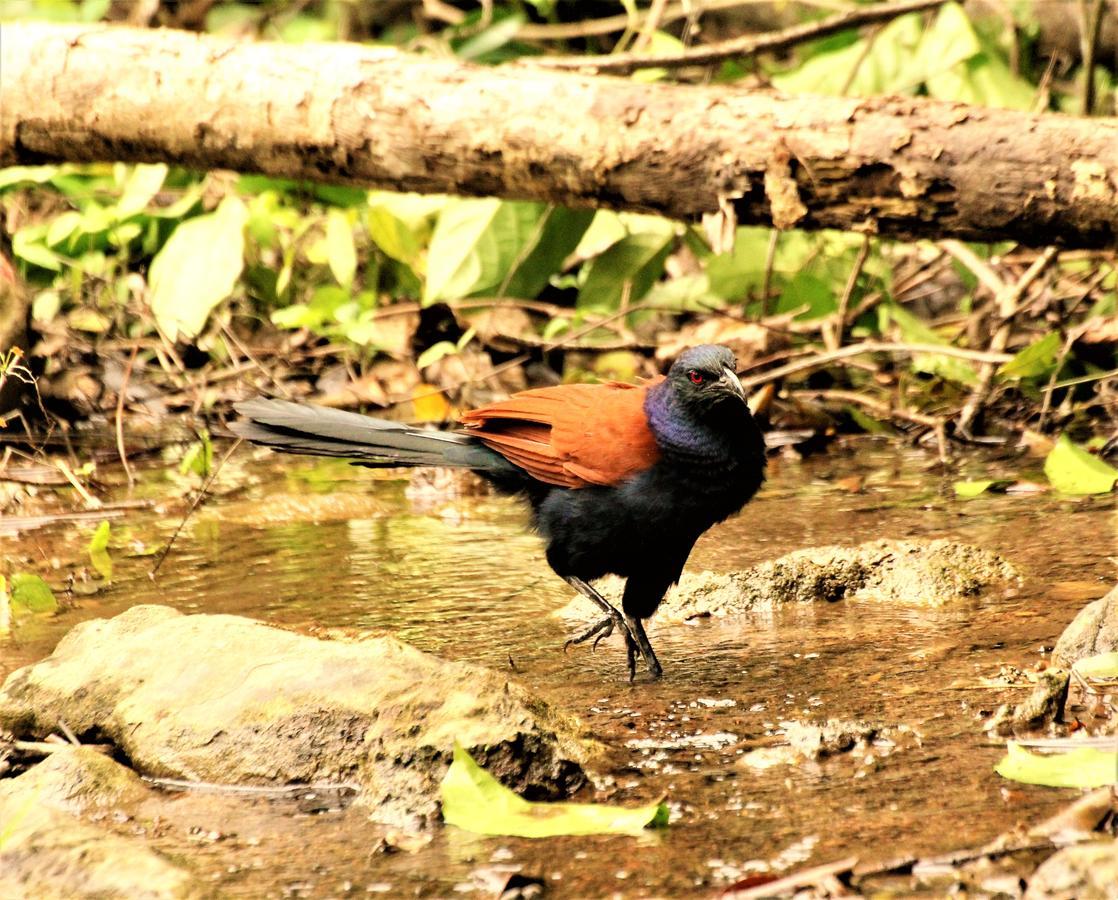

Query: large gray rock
<box><xmin>559</xmin><ymin>539</ymin><xmax>1018</xmax><ymax>624</ymax></box>
<box><xmin>1054</xmin><ymin>584</ymin><xmax>1118</xmax><ymax>668</ymax></box>
<box><xmin>1025</xmin><ymin>840</ymin><xmax>1118</xmax><ymax>899</ymax></box>
<box><xmin>0</xmin><ymin>748</ymin><xmax>206</xmax><ymax>899</ymax></box>
<box><xmin>0</xmin><ymin>605</ymin><xmax>587</xmax><ymax>828</ymax></box>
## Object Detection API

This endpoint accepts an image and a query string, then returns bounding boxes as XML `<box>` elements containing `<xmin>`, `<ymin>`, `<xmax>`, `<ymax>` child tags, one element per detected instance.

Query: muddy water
<box><xmin>2</xmin><ymin>440</ymin><xmax>1116</xmax><ymax>897</ymax></box>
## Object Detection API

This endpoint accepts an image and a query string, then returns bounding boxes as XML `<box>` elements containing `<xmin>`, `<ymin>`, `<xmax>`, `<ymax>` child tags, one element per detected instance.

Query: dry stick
<box><xmin>759</xmin><ymin>229</ymin><xmax>780</xmax><ymax>317</ymax></box>
<box><xmin>421</xmin><ymin>0</ymin><xmax>853</xmax><ymax>40</ymax></box>
<box><xmin>1078</xmin><ymin>0</ymin><xmax>1106</xmax><ymax>115</ymax></box>
<box><xmin>532</xmin><ymin>0</ymin><xmax>946</xmax><ymax>72</ymax></box>
<box><xmin>149</xmin><ymin>438</ymin><xmax>242</xmax><ymax>580</ymax></box>
<box><xmin>956</xmin><ymin>246</ymin><xmax>1059</xmax><ymax>436</ymax></box>
<box><xmin>632</xmin><ymin>0</ymin><xmax>671</xmax><ymax>53</ymax></box>
<box><xmin>503</xmin><ymin>0</ymin><xmax>852</xmax><ymax>42</ymax></box>
<box><xmin>740</xmin><ymin>340</ymin><xmax>1013</xmax><ymax>390</ymax></box>
<box><xmin>792</xmin><ymin>387</ymin><xmax>949</xmax><ymax>460</ymax></box>
<box><xmin>115</xmin><ymin>344</ymin><xmax>138</xmax><ymax>489</ymax></box>
<box><xmin>825</xmin><ymin>234</ymin><xmax>871</xmax><ymax>352</ymax></box>
<box><xmin>1038</xmin><ymin>321</ymin><xmax>1093</xmax><ymax>430</ymax></box>
<box><xmin>939</xmin><ymin>240</ymin><xmax>1006</xmax><ymax>297</ymax></box>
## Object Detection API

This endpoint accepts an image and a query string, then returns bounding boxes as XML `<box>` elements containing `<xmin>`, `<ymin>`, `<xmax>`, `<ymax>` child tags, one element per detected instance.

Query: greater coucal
<box><xmin>231</xmin><ymin>344</ymin><xmax>766</xmax><ymax>679</ymax></box>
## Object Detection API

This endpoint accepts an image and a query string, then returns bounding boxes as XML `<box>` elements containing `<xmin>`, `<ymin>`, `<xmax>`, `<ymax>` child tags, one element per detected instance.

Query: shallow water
<box><xmin>2</xmin><ymin>439</ymin><xmax>1116</xmax><ymax>897</ymax></box>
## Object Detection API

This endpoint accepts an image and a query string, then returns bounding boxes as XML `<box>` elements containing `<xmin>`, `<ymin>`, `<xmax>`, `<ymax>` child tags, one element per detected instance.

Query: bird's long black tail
<box><xmin>230</xmin><ymin>398</ymin><xmax>520</xmax><ymax>476</ymax></box>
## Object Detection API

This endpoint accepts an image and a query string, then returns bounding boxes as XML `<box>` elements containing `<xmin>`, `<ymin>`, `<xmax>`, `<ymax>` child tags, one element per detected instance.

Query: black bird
<box><xmin>231</xmin><ymin>344</ymin><xmax>766</xmax><ymax>679</ymax></box>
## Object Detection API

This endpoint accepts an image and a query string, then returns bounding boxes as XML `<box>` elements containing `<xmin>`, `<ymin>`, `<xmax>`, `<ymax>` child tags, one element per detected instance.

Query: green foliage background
<box><xmin>0</xmin><ymin>0</ymin><xmax>1115</xmax><ymax>434</ymax></box>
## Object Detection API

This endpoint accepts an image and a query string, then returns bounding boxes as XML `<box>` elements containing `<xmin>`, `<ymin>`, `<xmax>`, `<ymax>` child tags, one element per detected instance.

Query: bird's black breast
<box><xmin>533</xmin><ymin>412</ymin><xmax>765</xmax><ymax>585</ymax></box>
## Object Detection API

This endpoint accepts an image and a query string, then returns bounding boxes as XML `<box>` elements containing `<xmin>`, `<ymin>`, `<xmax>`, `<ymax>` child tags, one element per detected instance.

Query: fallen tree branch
<box><xmin>3</xmin><ymin>23</ymin><xmax>1117</xmax><ymax>247</ymax></box>
<box><xmin>533</xmin><ymin>0</ymin><xmax>945</xmax><ymax>72</ymax></box>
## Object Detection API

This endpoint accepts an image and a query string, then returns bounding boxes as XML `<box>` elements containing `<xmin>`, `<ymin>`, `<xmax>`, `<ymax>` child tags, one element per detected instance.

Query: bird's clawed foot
<box><xmin>565</xmin><ymin>615</ymin><xmax>647</xmax><ymax>680</ymax></box>
<box><xmin>564</xmin><ymin>616</ymin><xmax>616</xmax><ymax>652</ymax></box>
<box><xmin>562</xmin><ymin>576</ymin><xmax>663</xmax><ymax>681</ymax></box>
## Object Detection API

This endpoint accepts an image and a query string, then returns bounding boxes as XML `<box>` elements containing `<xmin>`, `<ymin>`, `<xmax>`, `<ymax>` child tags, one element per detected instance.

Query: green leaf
<box><xmin>88</xmin><ymin>520</ymin><xmax>112</xmax><ymax>581</ymax></box>
<box><xmin>149</xmin><ymin>196</ymin><xmax>248</xmax><ymax>340</ymax></box>
<box><xmin>424</xmin><ymin>199</ymin><xmax>547</xmax><ymax>304</ymax></box>
<box><xmin>180</xmin><ymin>430</ymin><xmax>214</xmax><ymax>478</ymax></box>
<box><xmin>500</xmin><ymin>207</ymin><xmax>595</xmax><ymax>299</ymax></box>
<box><xmin>416</xmin><ymin>341</ymin><xmax>459</xmax><ymax>369</ymax></box>
<box><xmin>998</xmin><ymin>332</ymin><xmax>1061</xmax><ymax>379</ymax></box>
<box><xmin>325</xmin><ymin>208</ymin><xmax>357</xmax><ymax>288</ymax></box>
<box><xmin>1044</xmin><ymin>434</ymin><xmax>1118</xmax><ymax>495</ymax></box>
<box><xmin>1074</xmin><ymin>653</ymin><xmax>1118</xmax><ymax>679</ymax></box>
<box><xmin>954</xmin><ymin>480</ymin><xmax>996</xmax><ymax>498</ymax></box>
<box><xmin>996</xmin><ymin>741</ymin><xmax>1118</xmax><ymax>788</ymax></box>
<box><xmin>440</xmin><ymin>744</ymin><xmax>668</xmax><ymax>838</ymax></box>
<box><xmin>884</xmin><ymin>304</ymin><xmax>978</xmax><ymax>385</ymax></box>
<box><xmin>116</xmin><ymin>163</ymin><xmax>168</xmax><ymax>219</ymax></box>
<box><xmin>0</xmin><ymin>166</ymin><xmax>61</xmax><ymax>190</ymax></box>
<box><xmin>12</xmin><ymin>225</ymin><xmax>62</xmax><ymax>271</ymax></box>
<box><xmin>8</xmin><ymin>574</ymin><xmax>58</xmax><ymax>615</ymax></box>
<box><xmin>773</xmin><ymin>15</ymin><xmax>923</xmax><ymax>96</ymax></box>
<box><xmin>577</xmin><ymin>232</ymin><xmax>673</xmax><ymax>312</ymax></box>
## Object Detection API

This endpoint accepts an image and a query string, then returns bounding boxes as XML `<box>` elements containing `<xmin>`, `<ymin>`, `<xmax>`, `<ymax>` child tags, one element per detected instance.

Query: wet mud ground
<box><xmin>2</xmin><ymin>438</ymin><xmax>1116</xmax><ymax>897</ymax></box>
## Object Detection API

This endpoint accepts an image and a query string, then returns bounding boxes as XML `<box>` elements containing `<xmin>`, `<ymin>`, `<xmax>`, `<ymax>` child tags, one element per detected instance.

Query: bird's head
<box><xmin>667</xmin><ymin>344</ymin><xmax>747</xmax><ymax>409</ymax></box>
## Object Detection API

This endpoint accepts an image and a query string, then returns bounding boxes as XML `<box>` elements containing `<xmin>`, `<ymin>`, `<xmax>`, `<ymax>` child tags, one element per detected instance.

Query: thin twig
<box><xmin>760</xmin><ymin>229</ymin><xmax>779</xmax><ymax>317</ymax></box>
<box><xmin>1078</xmin><ymin>0</ymin><xmax>1106</xmax><ymax>115</ymax></box>
<box><xmin>54</xmin><ymin>458</ymin><xmax>101</xmax><ymax>509</ymax></box>
<box><xmin>632</xmin><ymin>0</ymin><xmax>670</xmax><ymax>53</ymax></box>
<box><xmin>825</xmin><ymin>234</ymin><xmax>870</xmax><ymax>351</ymax></box>
<box><xmin>115</xmin><ymin>345</ymin><xmax>138</xmax><ymax>489</ymax></box>
<box><xmin>149</xmin><ymin>438</ymin><xmax>242</xmax><ymax>580</ymax></box>
<box><xmin>531</xmin><ymin>0</ymin><xmax>946</xmax><ymax>73</ymax></box>
<box><xmin>956</xmin><ymin>246</ymin><xmax>1059</xmax><ymax>436</ymax></box>
<box><xmin>740</xmin><ymin>340</ymin><xmax>1014</xmax><ymax>389</ymax></box>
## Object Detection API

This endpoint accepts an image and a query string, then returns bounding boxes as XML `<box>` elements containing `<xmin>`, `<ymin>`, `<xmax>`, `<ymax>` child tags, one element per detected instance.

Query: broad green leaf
<box><xmin>501</xmin><ymin>207</ymin><xmax>595</xmax><ymax>299</ymax></box>
<box><xmin>1074</xmin><ymin>653</ymin><xmax>1118</xmax><ymax>679</ymax></box>
<box><xmin>706</xmin><ymin>228</ymin><xmax>778</xmax><ymax>300</ymax></box>
<box><xmin>425</xmin><ymin>199</ymin><xmax>547</xmax><ymax>304</ymax></box>
<box><xmin>325</xmin><ymin>208</ymin><xmax>357</xmax><ymax>288</ymax></box>
<box><xmin>996</xmin><ymin>741</ymin><xmax>1118</xmax><ymax>788</ymax></box>
<box><xmin>577</xmin><ymin>232</ymin><xmax>673</xmax><ymax>312</ymax></box>
<box><xmin>88</xmin><ymin>520</ymin><xmax>112</xmax><ymax>581</ymax></box>
<box><xmin>149</xmin><ymin>196</ymin><xmax>247</xmax><ymax>340</ymax></box>
<box><xmin>0</xmin><ymin>166</ymin><xmax>60</xmax><ymax>190</ymax></box>
<box><xmin>907</xmin><ymin>2</ymin><xmax>981</xmax><ymax>85</ymax></box>
<box><xmin>1044</xmin><ymin>434</ymin><xmax>1118</xmax><ymax>495</ymax></box>
<box><xmin>773</xmin><ymin>15</ymin><xmax>922</xmax><ymax>96</ymax></box>
<box><xmin>999</xmin><ymin>332</ymin><xmax>1061</xmax><ymax>379</ymax></box>
<box><xmin>367</xmin><ymin>205</ymin><xmax>421</xmax><ymax>268</ymax></box>
<box><xmin>954</xmin><ymin>480</ymin><xmax>996</xmax><ymax>498</ymax></box>
<box><xmin>884</xmin><ymin>304</ymin><xmax>978</xmax><ymax>385</ymax></box>
<box><xmin>440</xmin><ymin>744</ymin><xmax>668</xmax><ymax>838</ymax></box>
<box><xmin>12</xmin><ymin>225</ymin><xmax>62</xmax><ymax>271</ymax></box>
<box><xmin>926</xmin><ymin>51</ymin><xmax>1036</xmax><ymax>110</ymax></box>
<box><xmin>8</xmin><ymin>574</ymin><xmax>58</xmax><ymax>615</ymax></box>
<box><xmin>116</xmin><ymin>163</ymin><xmax>168</xmax><ymax>219</ymax></box>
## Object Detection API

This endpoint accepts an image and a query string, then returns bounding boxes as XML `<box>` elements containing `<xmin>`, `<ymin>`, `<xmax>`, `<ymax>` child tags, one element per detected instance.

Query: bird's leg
<box><xmin>625</xmin><ymin>615</ymin><xmax>663</xmax><ymax>679</ymax></box>
<box><xmin>562</xmin><ymin>577</ymin><xmax>641</xmax><ymax>665</ymax></box>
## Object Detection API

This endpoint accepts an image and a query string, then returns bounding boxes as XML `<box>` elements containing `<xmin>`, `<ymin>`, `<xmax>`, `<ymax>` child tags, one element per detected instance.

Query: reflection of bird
<box><xmin>232</xmin><ymin>344</ymin><xmax>766</xmax><ymax>680</ymax></box>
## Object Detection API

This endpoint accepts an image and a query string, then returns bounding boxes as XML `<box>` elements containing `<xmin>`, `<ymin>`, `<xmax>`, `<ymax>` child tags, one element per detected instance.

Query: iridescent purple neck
<box><xmin>644</xmin><ymin>379</ymin><xmax>712</xmax><ymax>461</ymax></box>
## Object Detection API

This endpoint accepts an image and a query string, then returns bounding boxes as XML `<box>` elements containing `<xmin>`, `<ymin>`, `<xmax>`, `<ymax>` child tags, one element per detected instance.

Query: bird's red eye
<box><xmin>688</xmin><ymin>370</ymin><xmax>704</xmax><ymax>385</ymax></box>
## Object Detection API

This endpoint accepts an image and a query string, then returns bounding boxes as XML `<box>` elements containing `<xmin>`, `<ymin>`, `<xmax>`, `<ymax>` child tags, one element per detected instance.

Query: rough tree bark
<box><xmin>1</xmin><ymin>23</ymin><xmax>1116</xmax><ymax>248</ymax></box>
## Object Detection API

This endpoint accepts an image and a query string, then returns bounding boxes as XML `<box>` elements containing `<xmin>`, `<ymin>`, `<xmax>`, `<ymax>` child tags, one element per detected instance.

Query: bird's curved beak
<box><xmin>720</xmin><ymin>366</ymin><xmax>746</xmax><ymax>401</ymax></box>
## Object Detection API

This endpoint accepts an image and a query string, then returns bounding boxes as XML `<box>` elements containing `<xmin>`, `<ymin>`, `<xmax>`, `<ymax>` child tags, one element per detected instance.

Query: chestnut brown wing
<box><xmin>459</xmin><ymin>380</ymin><xmax>663</xmax><ymax>488</ymax></box>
